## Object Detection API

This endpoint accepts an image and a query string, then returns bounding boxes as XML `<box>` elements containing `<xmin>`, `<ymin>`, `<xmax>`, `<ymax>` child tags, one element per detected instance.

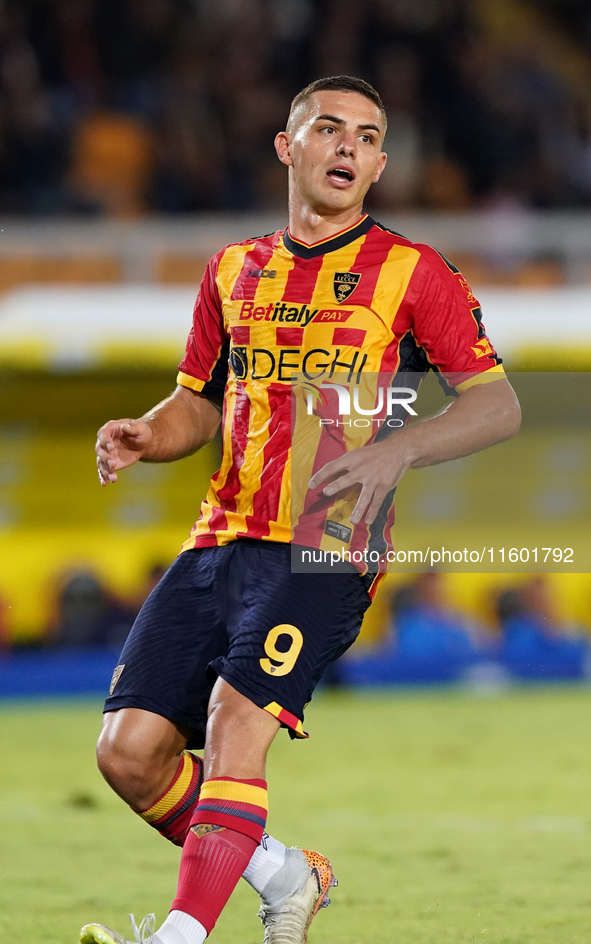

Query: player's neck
<box><xmin>287</xmin><ymin>198</ymin><xmax>365</xmax><ymax>247</ymax></box>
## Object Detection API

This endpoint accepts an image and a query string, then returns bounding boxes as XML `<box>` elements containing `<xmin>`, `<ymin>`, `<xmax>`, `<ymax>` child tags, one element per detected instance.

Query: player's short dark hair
<box><xmin>288</xmin><ymin>76</ymin><xmax>387</xmax><ymax>132</ymax></box>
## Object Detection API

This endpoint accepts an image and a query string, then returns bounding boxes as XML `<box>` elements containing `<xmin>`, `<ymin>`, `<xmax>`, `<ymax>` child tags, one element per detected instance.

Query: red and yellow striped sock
<box><xmin>190</xmin><ymin>776</ymin><xmax>268</xmax><ymax>842</ymax></box>
<box><xmin>171</xmin><ymin>777</ymin><xmax>268</xmax><ymax>931</ymax></box>
<box><xmin>139</xmin><ymin>751</ymin><xmax>203</xmax><ymax>847</ymax></box>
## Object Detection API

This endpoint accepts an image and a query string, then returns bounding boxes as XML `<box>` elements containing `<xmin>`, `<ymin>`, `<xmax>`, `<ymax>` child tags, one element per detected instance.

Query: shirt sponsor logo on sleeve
<box><xmin>471</xmin><ymin>338</ymin><xmax>494</xmax><ymax>358</ymax></box>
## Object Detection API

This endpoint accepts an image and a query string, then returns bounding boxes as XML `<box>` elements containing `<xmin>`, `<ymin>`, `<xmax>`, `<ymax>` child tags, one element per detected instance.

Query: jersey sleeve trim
<box><xmin>176</xmin><ymin>370</ymin><xmax>207</xmax><ymax>393</ymax></box>
<box><xmin>263</xmin><ymin>701</ymin><xmax>308</xmax><ymax>739</ymax></box>
<box><xmin>455</xmin><ymin>363</ymin><xmax>506</xmax><ymax>393</ymax></box>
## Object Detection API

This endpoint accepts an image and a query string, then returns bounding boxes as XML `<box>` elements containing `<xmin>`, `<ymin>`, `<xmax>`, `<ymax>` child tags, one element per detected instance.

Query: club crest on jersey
<box><xmin>333</xmin><ymin>271</ymin><xmax>361</xmax><ymax>303</ymax></box>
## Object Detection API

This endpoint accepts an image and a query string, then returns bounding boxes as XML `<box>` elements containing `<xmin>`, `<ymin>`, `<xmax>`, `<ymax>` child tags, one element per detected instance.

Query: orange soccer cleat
<box><xmin>257</xmin><ymin>847</ymin><xmax>338</xmax><ymax>944</ymax></box>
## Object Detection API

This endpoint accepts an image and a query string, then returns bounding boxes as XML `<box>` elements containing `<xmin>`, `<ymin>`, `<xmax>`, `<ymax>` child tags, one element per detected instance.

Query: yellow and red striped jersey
<box><xmin>177</xmin><ymin>214</ymin><xmax>503</xmax><ymax>564</ymax></box>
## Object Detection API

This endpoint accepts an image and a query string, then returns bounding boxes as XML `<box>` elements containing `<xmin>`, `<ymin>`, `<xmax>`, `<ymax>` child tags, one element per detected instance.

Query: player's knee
<box><xmin>96</xmin><ymin>713</ymin><xmax>168</xmax><ymax>807</ymax></box>
<box><xmin>96</xmin><ymin>728</ymin><xmax>154</xmax><ymax>805</ymax></box>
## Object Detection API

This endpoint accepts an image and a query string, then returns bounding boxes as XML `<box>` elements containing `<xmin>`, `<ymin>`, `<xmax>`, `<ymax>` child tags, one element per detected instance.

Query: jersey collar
<box><xmin>283</xmin><ymin>214</ymin><xmax>374</xmax><ymax>259</ymax></box>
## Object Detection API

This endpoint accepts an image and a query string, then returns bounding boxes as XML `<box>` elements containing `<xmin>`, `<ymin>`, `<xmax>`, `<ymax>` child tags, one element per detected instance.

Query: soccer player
<box><xmin>81</xmin><ymin>76</ymin><xmax>520</xmax><ymax>944</ymax></box>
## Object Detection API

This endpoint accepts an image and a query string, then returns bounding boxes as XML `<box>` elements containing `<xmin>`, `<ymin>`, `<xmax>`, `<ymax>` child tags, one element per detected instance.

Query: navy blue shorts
<box><xmin>104</xmin><ymin>540</ymin><xmax>372</xmax><ymax>748</ymax></box>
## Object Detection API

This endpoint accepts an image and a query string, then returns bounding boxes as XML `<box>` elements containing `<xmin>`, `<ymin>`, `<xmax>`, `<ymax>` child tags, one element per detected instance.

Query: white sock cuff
<box><xmin>155</xmin><ymin>910</ymin><xmax>207</xmax><ymax>944</ymax></box>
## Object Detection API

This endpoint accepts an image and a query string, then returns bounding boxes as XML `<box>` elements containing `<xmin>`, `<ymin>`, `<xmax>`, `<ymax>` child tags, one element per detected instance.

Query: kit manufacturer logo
<box><xmin>246</xmin><ymin>269</ymin><xmax>276</xmax><ymax>278</ymax></box>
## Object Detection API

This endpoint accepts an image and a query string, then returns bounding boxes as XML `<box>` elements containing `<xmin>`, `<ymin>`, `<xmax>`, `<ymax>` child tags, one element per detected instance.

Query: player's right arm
<box><xmin>95</xmin><ymin>385</ymin><xmax>221</xmax><ymax>486</ymax></box>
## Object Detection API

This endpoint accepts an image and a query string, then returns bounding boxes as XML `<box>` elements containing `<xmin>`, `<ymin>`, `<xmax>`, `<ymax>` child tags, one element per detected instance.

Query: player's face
<box><xmin>276</xmin><ymin>90</ymin><xmax>387</xmax><ymax>214</ymax></box>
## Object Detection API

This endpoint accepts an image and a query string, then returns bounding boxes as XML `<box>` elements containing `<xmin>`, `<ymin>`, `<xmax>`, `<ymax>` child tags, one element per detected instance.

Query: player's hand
<box><xmin>95</xmin><ymin>419</ymin><xmax>153</xmax><ymax>486</ymax></box>
<box><xmin>308</xmin><ymin>438</ymin><xmax>412</xmax><ymax>526</ymax></box>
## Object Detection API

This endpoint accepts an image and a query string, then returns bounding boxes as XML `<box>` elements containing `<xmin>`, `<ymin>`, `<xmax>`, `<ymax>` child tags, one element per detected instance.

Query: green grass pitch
<box><xmin>2</xmin><ymin>688</ymin><xmax>591</xmax><ymax>943</ymax></box>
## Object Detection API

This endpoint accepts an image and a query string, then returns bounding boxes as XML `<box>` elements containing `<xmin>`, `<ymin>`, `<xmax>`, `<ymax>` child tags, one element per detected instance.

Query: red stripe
<box><xmin>277</xmin><ymin>706</ymin><xmax>303</xmax><ymax>730</ymax></box>
<box><xmin>293</xmin><ymin>389</ymin><xmax>351</xmax><ymax>544</ymax></box>
<box><xmin>281</xmin><ymin>253</ymin><xmax>323</xmax><ymax>302</ymax></box>
<box><xmin>230</xmin><ymin>238</ymin><xmax>277</xmax><ymax>301</ymax></box>
<box><xmin>238</xmin><ymin>383</ymin><xmax>291</xmax><ymax>539</ymax></box>
<box><xmin>348</xmin><ymin>520</ymin><xmax>370</xmax><ymax>562</ymax></box>
<box><xmin>231</xmin><ymin>326</ymin><xmax>250</xmax><ymax>344</ymax></box>
<box><xmin>190</xmin><ymin>809</ymin><xmax>265</xmax><ymax>842</ymax></box>
<box><xmin>186</xmin><ymin>535</ymin><xmax>217</xmax><ymax>550</ymax></box>
<box><xmin>332</xmin><ymin>327</ymin><xmax>366</xmax><ymax>347</ymax></box>
<box><xmin>349</xmin><ymin>228</ymin><xmax>398</xmax><ymax>307</ymax></box>
<box><xmin>201</xmin><ymin>505</ymin><xmax>229</xmax><ymax>538</ymax></box>
<box><xmin>178</xmin><ymin>251</ymin><xmax>225</xmax><ymax>384</ymax></box>
<box><xmin>214</xmin><ymin>382</ymin><xmax>251</xmax><ymax>527</ymax></box>
<box><xmin>276</xmin><ymin>327</ymin><xmax>303</xmax><ymax>345</ymax></box>
<box><xmin>378</xmin><ymin>334</ymin><xmax>402</xmax><ymax>374</ymax></box>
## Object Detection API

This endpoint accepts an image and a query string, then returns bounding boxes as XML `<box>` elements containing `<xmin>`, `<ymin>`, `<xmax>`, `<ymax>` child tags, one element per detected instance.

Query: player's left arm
<box><xmin>397</xmin><ymin>376</ymin><xmax>521</xmax><ymax>469</ymax></box>
<box><xmin>309</xmin><ymin>377</ymin><xmax>520</xmax><ymax>526</ymax></box>
<box><xmin>310</xmin><ymin>251</ymin><xmax>520</xmax><ymax>526</ymax></box>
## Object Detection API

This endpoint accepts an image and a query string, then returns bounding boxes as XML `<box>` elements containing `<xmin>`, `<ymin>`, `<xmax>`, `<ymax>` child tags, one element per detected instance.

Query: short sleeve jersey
<box><xmin>177</xmin><ymin>215</ymin><xmax>503</xmax><ymax>567</ymax></box>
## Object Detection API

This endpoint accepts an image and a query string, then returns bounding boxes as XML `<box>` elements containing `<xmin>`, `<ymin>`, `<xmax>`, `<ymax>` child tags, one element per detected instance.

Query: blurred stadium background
<box><xmin>0</xmin><ymin>0</ymin><xmax>591</xmax><ymax>694</ymax></box>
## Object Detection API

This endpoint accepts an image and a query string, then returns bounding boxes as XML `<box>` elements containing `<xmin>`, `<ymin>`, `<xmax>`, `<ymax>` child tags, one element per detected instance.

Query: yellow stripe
<box><xmin>141</xmin><ymin>752</ymin><xmax>194</xmax><ymax>823</ymax></box>
<box><xmin>263</xmin><ymin>701</ymin><xmax>282</xmax><ymax>720</ymax></box>
<box><xmin>216</xmin><ymin>244</ymin><xmax>252</xmax><ymax>304</ymax></box>
<box><xmin>177</xmin><ymin>371</ymin><xmax>206</xmax><ymax>393</ymax></box>
<box><xmin>200</xmin><ymin>779</ymin><xmax>268</xmax><ymax>810</ymax></box>
<box><xmin>268</xmin><ymin>457</ymin><xmax>293</xmax><ymax>542</ymax></box>
<box><xmin>230</xmin><ymin>393</ymin><xmax>271</xmax><ymax>521</ymax></box>
<box><xmin>253</xmin><ymin>247</ymin><xmax>294</xmax><ymax>306</ymax></box>
<box><xmin>455</xmin><ymin>364</ymin><xmax>506</xmax><ymax>393</ymax></box>
<box><xmin>210</xmin><ymin>373</ymin><xmax>240</xmax><ymax>501</ymax></box>
<box><xmin>290</xmin><ymin>716</ymin><xmax>307</xmax><ymax>738</ymax></box>
<box><xmin>369</xmin><ymin>243</ymin><xmax>421</xmax><ymax>372</ymax></box>
<box><xmin>310</xmin><ymin>232</ymin><xmax>368</xmax><ymax>305</ymax></box>
<box><xmin>181</xmin><ymin>499</ymin><xmax>217</xmax><ymax>549</ymax></box>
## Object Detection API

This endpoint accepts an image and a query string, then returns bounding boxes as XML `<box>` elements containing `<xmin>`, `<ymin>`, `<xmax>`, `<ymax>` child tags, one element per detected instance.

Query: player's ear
<box><xmin>275</xmin><ymin>131</ymin><xmax>293</xmax><ymax>167</ymax></box>
<box><xmin>372</xmin><ymin>151</ymin><xmax>387</xmax><ymax>184</ymax></box>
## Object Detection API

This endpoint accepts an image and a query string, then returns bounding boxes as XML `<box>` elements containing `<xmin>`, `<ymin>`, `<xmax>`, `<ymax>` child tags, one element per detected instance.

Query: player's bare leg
<box><xmin>203</xmin><ymin>679</ymin><xmax>279</xmax><ymax>779</ymax></box>
<box><xmin>157</xmin><ymin>682</ymin><xmax>277</xmax><ymax>942</ymax></box>
<box><xmin>96</xmin><ymin>706</ymin><xmax>289</xmax><ymax>873</ymax></box>
<box><xmin>206</xmin><ymin>684</ymin><xmax>337</xmax><ymax>942</ymax></box>
<box><xmin>83</xmin><ymin>687</ymin><xmax>335</xmax><ymax>944</ymax></box>
<box><xmin>82</xmin><ymin>706</ymin><xmax>295</xmax><ymax>942</ymax></box>
<box><xmin>97</xmin><ymin>708</ymin><xmax>190</xmax><ymax>811</ymax></box>
<box><xmin>141</xmin><ymin>681</ymin><xmax>334</xmax><ymax>944</ymax></box>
